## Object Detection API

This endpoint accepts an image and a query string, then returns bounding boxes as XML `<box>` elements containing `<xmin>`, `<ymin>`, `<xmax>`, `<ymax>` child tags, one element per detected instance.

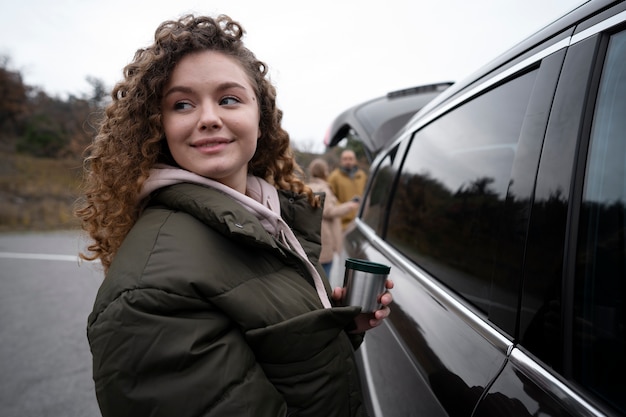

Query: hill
<box><xmin>0</xmin><ymin>149</ymin><xmax>336</xmax><ymax>233</ymax></box>
<box><xmin>0</xmin><ymin>152</ymin><xmax>83</xmax><ymax>232</ymax></box>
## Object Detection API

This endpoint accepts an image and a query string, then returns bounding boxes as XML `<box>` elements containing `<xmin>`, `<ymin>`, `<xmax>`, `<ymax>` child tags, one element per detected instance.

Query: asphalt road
<box><xmin>0</xmin><ymin>230</ymin><xmax>103</xmax><ymax>417</ymax></box>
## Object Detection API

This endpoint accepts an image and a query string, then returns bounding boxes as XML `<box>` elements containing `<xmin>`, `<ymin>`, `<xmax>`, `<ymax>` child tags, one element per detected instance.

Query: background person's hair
<box><xmin>308</xmin><ymin>158</ymin><xmax>329</xmax><ymax>181</ymax></box>
<box><xmin>75</xmin><ymin>14</ymin><xmax>314</xmax><ymax>270</ymax></box>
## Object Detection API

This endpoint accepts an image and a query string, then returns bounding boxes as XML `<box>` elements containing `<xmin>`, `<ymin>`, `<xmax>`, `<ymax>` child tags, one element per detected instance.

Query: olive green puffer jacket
<box><xmin>87</xmin><ymin>183</ymin><xmax>365</xmax><ymax>417</ymax></box>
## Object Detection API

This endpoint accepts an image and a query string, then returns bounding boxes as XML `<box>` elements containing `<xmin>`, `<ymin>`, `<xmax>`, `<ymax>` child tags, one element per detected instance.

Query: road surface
<box><xmin>0</xmin><ymin>230</ymin><xmax>103</xmax><ymax>417</ymax></box>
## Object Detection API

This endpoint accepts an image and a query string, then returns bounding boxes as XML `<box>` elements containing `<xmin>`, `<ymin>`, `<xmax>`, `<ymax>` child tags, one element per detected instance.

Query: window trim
<box><xmin>571</xmin><ymin>9</ymin><xmax>626</xmax><ymax>45</ymax></box>
<box><xmin>392</xmin><ymin>8</ymin><xmax>626</xmax><ymax>159</ymax></box>
<box><xmin>509</xmin><ymin>348</ymin><xmax>607</xmax><ymax>416</ymax></box>
<box><xmin>355</xmin><ymin>216</ymin><xmax>513</xmax><ymax>353</ymax></box>
<box><xmin>395</xmin><ymin>38</ymin><xmax>569</xmax><ymax>145</ymax></box>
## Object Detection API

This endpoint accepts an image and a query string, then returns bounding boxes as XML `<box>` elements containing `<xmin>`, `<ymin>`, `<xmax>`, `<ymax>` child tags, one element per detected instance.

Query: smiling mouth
<box><xmin>192</xmin><ymin>139</ymin><xmax>233</xmax><ymax>148</ymax></box>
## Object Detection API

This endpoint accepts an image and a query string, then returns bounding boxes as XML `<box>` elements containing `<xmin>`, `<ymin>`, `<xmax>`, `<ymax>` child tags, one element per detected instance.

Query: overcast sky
<box><xmin>1</xmin><ymin>0</ymin><xmax>584</xmax><ymax>151</ymax></box>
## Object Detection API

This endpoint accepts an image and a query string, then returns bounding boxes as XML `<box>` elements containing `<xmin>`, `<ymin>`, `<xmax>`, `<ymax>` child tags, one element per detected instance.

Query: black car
<box><xmin>334</xmin><ymin>0</ymin><xmax>626</xmax><ymax>415</ymax></box>
<box><xmin>324</xmin><ymin>82</ymin><xmax>452</xmax><ymax>162</ymax></box>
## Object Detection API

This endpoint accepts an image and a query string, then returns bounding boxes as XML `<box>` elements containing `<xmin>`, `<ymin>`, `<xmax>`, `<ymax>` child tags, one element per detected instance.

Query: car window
<box><xmin>574</xmin><ymin>29</ymin><xmax>626</xmax><ymax>414</ymax></box>
<box><xmin>361</xmin><ymin>145</ymin><xmax>400</xmax><ymax>235</ymax></box>
<box><xmin>386</xmin><ymin>69</ymin><xmax>538</xmax><ymax>317</ymax></box>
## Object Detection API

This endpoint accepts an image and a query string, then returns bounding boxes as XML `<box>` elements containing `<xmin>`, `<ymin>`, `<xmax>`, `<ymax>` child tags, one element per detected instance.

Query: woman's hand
<box><xmin>332</xmin><ymin>279</ymin><xmax>394</xmax><ymax>334</ymax></box>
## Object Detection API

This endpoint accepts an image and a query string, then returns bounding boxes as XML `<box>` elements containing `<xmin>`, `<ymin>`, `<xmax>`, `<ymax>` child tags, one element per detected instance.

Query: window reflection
<box><xmin>362</xmin><ymin>146</ymin><xmax>399</xmax><ymax>235</ymax></box>
<box><xmin>386</xmin><ymin>70</ymin><xmax>538</xmax><ymax>315</ymax></box>
<box><xmin>574</xmin><ymin>30</ymin><xmax>626</xmax><ymax>414</ymax></box>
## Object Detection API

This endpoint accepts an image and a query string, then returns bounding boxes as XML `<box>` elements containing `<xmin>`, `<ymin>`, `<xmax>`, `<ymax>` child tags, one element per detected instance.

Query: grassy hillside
<box><xmin>0</xmin><ymin>152</ymin><xmax>83</xmax><ymax>232</ymax></box>
<box><xmin>0</xmin><ymin>150</ymin><xmax>331</xmax><ymax>233</ymax></box>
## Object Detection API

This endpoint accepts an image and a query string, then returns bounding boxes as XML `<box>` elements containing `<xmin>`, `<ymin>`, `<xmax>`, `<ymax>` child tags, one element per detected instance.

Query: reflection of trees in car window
<box><xmin>574</xmin><ymin>30</ymin><xmax>626</xmax><ymax>414</ymax></box>
<box><xmin>386</xmin><ymin>70</ymin><xmax>538</xmax><ymax>316</ymax></box>
<box><xmin>362</xmin><ymin>146</ymin><xmax>399</xmax><ymax>235</ymax></box>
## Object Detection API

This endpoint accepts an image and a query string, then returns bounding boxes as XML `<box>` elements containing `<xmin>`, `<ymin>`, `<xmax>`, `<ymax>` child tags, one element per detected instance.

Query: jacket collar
<box><xmin>141</xmin><ymin>165</ymin><xmax>332</xmax><ymax>308</ymax></box>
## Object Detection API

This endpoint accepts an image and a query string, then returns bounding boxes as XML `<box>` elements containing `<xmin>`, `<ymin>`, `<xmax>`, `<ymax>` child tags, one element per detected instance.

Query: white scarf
<box><xmin>139</xmin><ymin>164</ymin><xmax>332</xmax><ymax>309</ymax></box>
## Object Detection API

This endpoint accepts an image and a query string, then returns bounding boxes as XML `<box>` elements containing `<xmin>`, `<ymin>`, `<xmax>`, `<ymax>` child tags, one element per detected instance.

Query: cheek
<box><xmin>162</xmin><ymin>117</ymin><xmax>187</xmax><ymax>143</ymax></box>
<box><xmin>163</xmin><ymin>135</ymin><xmax>175</xmax><ymax>153</ymax></box>
<box><xmin>161</xmin><ymin>115</ymin><xmax>173</xmax><ymax>138</ymax></box>
<box><xmin>247</xmin><ymin>135</ymin><xmax>260</xmax><ymax>155</ymax></box>
<box><xmin>161</xmin><ymin>119</ymin><xmax>185</xmax><ymax>158</ymax></box>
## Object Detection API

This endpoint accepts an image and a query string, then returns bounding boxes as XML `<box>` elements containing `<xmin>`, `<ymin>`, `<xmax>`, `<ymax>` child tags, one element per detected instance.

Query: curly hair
<box><xmin>74</xmin><ymin>14</ymin><xmax>317</xmax><ymax>271</ymax></box>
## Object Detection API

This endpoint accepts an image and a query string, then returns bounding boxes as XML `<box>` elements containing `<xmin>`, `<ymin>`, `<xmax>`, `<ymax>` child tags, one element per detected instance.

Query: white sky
<box><xmin>1</xmin><ymin>0</ymin><xmax>584</xmax><ymax>151</ymax></box>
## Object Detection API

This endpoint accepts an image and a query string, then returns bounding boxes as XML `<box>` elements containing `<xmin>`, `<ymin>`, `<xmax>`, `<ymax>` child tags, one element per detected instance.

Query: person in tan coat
<box><xmin>327</xmin><ymin>149</ymin><xmax>368</xmax><ymax>229</ymax></box>
<box><xmin>307</xmin><ymin>158</ymin><xmax>360</xmax><ymax>278</ymax></box>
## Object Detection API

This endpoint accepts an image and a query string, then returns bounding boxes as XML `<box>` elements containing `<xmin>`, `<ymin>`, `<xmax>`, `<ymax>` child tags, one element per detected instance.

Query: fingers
<box><xmin>378</xmin><ymin>279</ymin><xmax>395</xmax><ymax>305</ymax></box>
<box><xmin>380</xmin><ymin>292</ymin><xmax>393</xmax><ymax>306</ymax></box>
<box><xmin>369</xmin><ymin>308</ymin><xmax>390</xmax><ymax>328</ymax></box>
<box><xmin>350</xmin><ymin>307</ymin><xmax>390</xmax><ymax>333</ymax></box>
<box><xmin>369</xmin><ymin>318</ymin><xmax>382</xmax><ymax>328</ymax></box>
<box><xmin>374</xmin><ymin>305</ymin><xmax>390</xmax><ymax>321</ymax></box>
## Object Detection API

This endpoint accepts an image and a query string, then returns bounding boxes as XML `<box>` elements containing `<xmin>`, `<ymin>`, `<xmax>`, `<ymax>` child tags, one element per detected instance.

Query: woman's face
<box><xmin>161</xmin><ymin>50</ymin><xmax>260</xmax><ymax>193</ymax></box>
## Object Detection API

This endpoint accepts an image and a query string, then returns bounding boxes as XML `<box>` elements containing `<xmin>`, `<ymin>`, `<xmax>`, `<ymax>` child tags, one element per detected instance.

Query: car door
<box><xmin>476</xmin><ymin>4</ymin><xmax>626</xmax><ymax>416</ymax></box>
<box><xmin>341</xmin><ymin>27</ymin><xmax>570</xmax><ymax>416</ymax></box>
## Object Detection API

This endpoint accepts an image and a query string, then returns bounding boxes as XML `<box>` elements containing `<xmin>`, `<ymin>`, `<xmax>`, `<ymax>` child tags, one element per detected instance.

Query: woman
<box><xmin>307</xmin><ymin>158</ymin><xmax>359</xmax><ymax>278</ymax></box>
<box><xmin>75</xmin><ymin>14</ymin><xmax>393</xmax><ymax>417</ymax></box>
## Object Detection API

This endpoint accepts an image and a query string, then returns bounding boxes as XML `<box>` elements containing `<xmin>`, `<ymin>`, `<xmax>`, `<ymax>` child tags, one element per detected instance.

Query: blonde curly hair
<box><xmin>74</xmin><ymin>14</ymin><xmax>316</xmax><ymax>271</ymax></box>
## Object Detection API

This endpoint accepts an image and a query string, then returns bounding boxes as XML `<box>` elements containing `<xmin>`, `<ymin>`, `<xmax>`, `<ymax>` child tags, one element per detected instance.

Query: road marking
<box><xmin>0</xmin><ymin>252</ymin><xmax>83</xmax><ymax>262</ymax></box>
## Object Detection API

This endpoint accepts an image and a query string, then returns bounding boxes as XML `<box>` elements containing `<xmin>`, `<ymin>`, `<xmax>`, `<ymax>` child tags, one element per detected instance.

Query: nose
<box><xmin>198</xmin><ymin>101</ymin><xmax>222</xmax><ymax>130</ymax></box>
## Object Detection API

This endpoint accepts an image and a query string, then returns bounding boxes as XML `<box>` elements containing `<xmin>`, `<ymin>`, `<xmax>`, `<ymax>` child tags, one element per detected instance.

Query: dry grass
<box><xmin>0</xmin><ymin>149</ymin><xmax>328</xmax><ymax>232</ymax></box>
<box><xmin>0</xmin><ymin>152</ymin><xmax>83</xmax><ymax>231</ymax></box>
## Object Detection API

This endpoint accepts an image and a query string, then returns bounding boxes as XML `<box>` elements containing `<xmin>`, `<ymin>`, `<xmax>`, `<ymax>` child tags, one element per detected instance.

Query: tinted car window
<box><xmin>386</xmin><ymin>69</ymin><xmax>538</xmax><ymax>317</ymax></box>
<box><xmin>516</xmin><ymin>33</ymin><xmax>601</xmax><ymax>372</ymax></box>
<box><xmin>574</xmin><ymin>29</ymin><xmax>626</xmax><ymax>413</ymax></box>
<box><xmin>362</xmin><ymin>145</ymin><xmax>400</xmax><ymax>235</ymax></box>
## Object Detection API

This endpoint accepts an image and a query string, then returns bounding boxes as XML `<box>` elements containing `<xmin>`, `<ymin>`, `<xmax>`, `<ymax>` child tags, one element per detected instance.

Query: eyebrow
<box><xmin>162</xmin><ymin>81</ymin><xmax>250</xmax><ymax>98</ymax></box>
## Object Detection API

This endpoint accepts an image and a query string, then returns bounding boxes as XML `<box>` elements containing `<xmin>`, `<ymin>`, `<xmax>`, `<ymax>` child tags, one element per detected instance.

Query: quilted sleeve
<box><xmin>87</xmin><ymin>288</ymin><xmax>287</xmax><ymax>417</ymax></box>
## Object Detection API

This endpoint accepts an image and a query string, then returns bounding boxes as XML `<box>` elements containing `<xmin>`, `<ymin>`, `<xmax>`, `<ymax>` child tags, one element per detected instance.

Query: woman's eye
<box><xmin>174</xmin><ymin>101</ymin><xmax>193</xmax><ymax>110</ymax></box>
<box><xmin>220</xmin><ymin>96</ymin><xmax>240</xmax><ymax>105</ymax></box>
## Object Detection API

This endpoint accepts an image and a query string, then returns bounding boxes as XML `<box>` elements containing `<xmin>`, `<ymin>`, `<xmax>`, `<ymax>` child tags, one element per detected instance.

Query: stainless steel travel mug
<box><xmin>342</xmin><ymin>258</ymin><xmax>391</xmax><ymax>312</ymax></box>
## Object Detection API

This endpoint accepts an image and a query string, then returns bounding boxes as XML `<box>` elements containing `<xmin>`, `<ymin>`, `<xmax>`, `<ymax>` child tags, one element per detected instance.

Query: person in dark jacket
<box><xmin>74</xmin><ymin>14</ymin><xmax>393</xmax><ymax>417</ymax></box>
